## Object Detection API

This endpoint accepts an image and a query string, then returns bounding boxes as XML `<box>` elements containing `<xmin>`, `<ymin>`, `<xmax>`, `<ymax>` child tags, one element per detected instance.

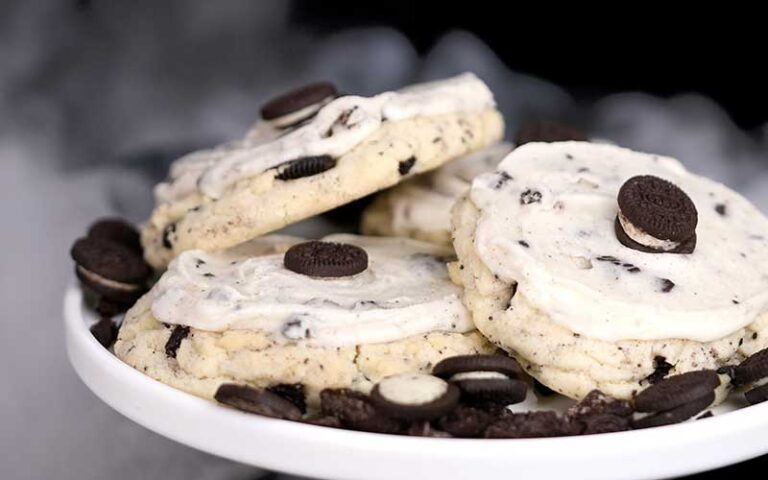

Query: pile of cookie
<box><xmin>70</xmin><ymin>72</ymin><xmax>768</xmax><ymax>438</ymax></box>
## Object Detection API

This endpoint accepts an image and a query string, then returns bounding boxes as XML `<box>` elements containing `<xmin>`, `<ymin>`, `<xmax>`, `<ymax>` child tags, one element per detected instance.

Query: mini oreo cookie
<box><xmin>744</xmin><ymin>383</ymin><xmax>768</xmax><ymax>406</ymax></box>
<box><xmin>284</xmin><ymin>241</ymin><xmax>368</xmax><ymax>277</ymax></box>
<box><xmin>370</xmin><ymin>374</ymin><xmax>460</xmax><ymax>421</ymax></box>
<box><xmin>214</xmin><ymin>384</ymin><xmax>302</xmax><ymax>421</ymax></box>
<box><xmin>260</xmin><ymin>81</ymin><xmax>337</xmax><ymax>126</ymax></box>
<box><xmin>274</xmin><ymin>155</ymin><xmax>337</xmax><ymax>181</ymax></box>
<box><xmin>633</xmin><ymin>370</ymin><xmax>720</xmax><ymax>413</ymax></box>
<box><xmin>732</xmin><ymin>347</ymin><xmax>768</xmax><ymax>386</ymax></box>
<box><xmin>514</xmin><ymin>121</ymin><xmax>587</xmax><ymax>146</ymax></box>
<box><xmin>432</xmin><ymin>354</ymin><xmax>524</xmax><ymax>379</ymax></box>
<box><xmin>632</xmin><ymin>391</ymin><xmax>714</xmax><ymax>429</ymax></box>
<box><xmin>87</xmin><ymin>218</ymin><xmax>141</xmax><ymax>254</ymax></box>
<box><xmin>71</xmin><ymin>237</ymin><xmax>150</xmax><ymax>303</ymax></box>
<box><xmin>616</xmin><ymin>175</ymin><xmax>698</xmax><ymax>254</ymax></box>
<box><xmin>451</xmin><ymin>374</ymin><xmax>528</xmax><ymax>406</ymax></box>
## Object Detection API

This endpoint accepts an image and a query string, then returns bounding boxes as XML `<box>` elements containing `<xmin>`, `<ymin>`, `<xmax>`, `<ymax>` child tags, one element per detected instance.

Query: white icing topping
<box><xmin>470</xmin><ymin>142</ymin><xmax>768</xmax><ymax>342</ymax></box>
<box><xmin>389</xmin><ymin>143</ymin><xmax>513</xmax><ymax>234</ymax></box>
<box><xmin>149</xmin><ymin>234</ymin><xmax>474</xmax><ymax>347</ymax></box>
<box><xmin>377</xmin><ymin>374</ymin><xmax>448</xmax><ymax>405</ymax></box>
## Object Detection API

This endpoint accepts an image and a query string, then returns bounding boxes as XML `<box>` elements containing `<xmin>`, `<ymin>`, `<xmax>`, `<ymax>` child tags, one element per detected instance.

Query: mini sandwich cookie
<box><xmin>115</xmin><ymin>234</ymin><xmax>493</xmax><ymax>405</ymax></box>
<box><xmin>142</xmin><ymin>73</ymin><xmax>504</xmax><ymax>269</ymax></box>
<box><xmin>451</xmin><ymin>141</ymin><xmax>768</xmax><ymax>401</ymax></box>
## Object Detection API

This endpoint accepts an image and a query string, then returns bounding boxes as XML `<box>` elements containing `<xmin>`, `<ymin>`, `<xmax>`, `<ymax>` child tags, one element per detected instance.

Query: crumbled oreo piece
<box><xmin>433</xmin><ymin>354</ymin><xmax>524</xmax><ymax>380</ymax></box>
<box><xmin>436</xmin><ymin>405</ymin><xmax>492</xmax><ymax>438</ymax></box>
<box><xmin>162</xmin><ymin>223</ymin><xmax>176</xmax><ymax>249</ymax></box>
<box><xmin>484</xmin><ymin>411</ymin><xmax>577</xmax><ymax>439</ymax></box>
<box><xmin>165</xmin><ymin>325</ymin><xmax>190</xmax><ymax>358</ymax></box>
<box><xmin>214</xmin><ymin>384</ymin><xmax>302</xmax><ymax>421</ymax></box>
<box><xmin>632</xmin><ymin>391</ymin><xmax>714</xmax><ymax>429</ymax></box>
<box><xmin>634</xmin><ymin>370</ymin><xmax>720</xmax><ymax>412</ymax></box>
<box><xmin>274</xmin><ymin>155</ymin><xmax>337</xmax><ymax>181</ymax></box>
<box><xmin>645</xmin><ymin>356</ymin><xmax>674</xmax><ymax>385</ymax></box>
<box><xmin>320</xmin><ymin>389</ymin><xmax>403</xmax><ymax>434</ymax></box>
<box><xmin>732</xmin><ymin>347</ymin><xmax>768</xmax><ymax>386</ymax></box>
<box><xmin>579</xmin><ymin>413</ymin><xmax>632</xmax><ymax>435</ymax></box>
<box><xmin>260</xmin><ymin>81</ymin><xmax>337</xmax><ymax>122</ymax></box>
<box><xmin>514</xmin><ymin>121</ymin><xmax>587</xmax><ymax>146</ymax></box>
<box><xmin>615</xmin><ymin>175</ymin><xmax>698</xmax><ymax>254</ymax></box>
<box><xmin>90</xmin><ymin>317</ymin><xmax>118</xmax><ymax>349</ymax></box>
<box><xmin>744</xmin><ymin>383</ymin><xmax>768</xmax><ymax>406</ymax></box>
<box><xmin>267</xmin><ymin>383</ymin><xmax>307</xmax><ymax>414</ymax></box>
<box><xmin>398</xmin><ymin>156</ymin><xmax>416</xmax><ymax>175</ymax></box>
<box><xmin>714</xmin><ymin>204</ymin><xmax>727</xmax><ymax>216</ymax></box>
<box><xmin>284</xmin><ymin>241</ymin><xmax>368</xmax><ymax>277</ymax></box>
<box><xmin>520</xmin><ymin>189</ymin><xmax>542</xmax><ymax>205</ymax></box>
<box><xmin>567</xmin><ymin>390</ymin><xmax>634</xmax><ymax>419</ymax></box>
<box><xmin>370</xmin><ymin>374</ymin><xmax>460</xmax><ymax>421</ymax></box>
<box><xmin>87</xmin><ymin>218</ymin><xmax>142</xmax><ymax>254</ymax></box>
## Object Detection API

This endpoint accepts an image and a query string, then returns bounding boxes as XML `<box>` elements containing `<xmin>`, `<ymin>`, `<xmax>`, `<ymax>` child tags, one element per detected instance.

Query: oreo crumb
<box><xmin>645</xmin><ymin>356</ymin><xmax>674</xmax><ymax>385</ymax></box>
<box><xmin>715</xmin><ymin>204</ymin><xmax>727</xmax><ymax>216</ymax></box>
<box><xmin>493</xmin><ymin>171</ymin><xmax>513</xmax><ymax>189</ymax></box>
<box><xmin>162</xmin><ymin>223</ymin><xmax>176</xmax><ymax>249</ymax></box>
<box><xmin>520</xmin><ymin>189</ymin><xmax>542</xmax><ymax>205</ymax></box>
<box><xmin>165</xmin><ymin>325</ymin><xmax>190</xmax><ymax>358</ymax></box>
<box><xmin>518</xmin><ymin>240</ymin><xmax>530</xmax><ymax>248</ymax></box>
<box><xmin>659</xmin><ymin>278</ymin><xmax>676</xmax><ymax>293</ymax></box>
<box><xmin>398</xmin><ymin>156</ymin><xmax>416</xmax><ymax>175</ymax></box>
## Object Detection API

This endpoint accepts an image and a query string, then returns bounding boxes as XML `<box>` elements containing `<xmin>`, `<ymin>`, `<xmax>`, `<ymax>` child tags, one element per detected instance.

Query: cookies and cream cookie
<box><xmin>115</xmin><ymin>234</ymin><xmax>493</xmax><ymax>405</ymax></box>
<box><xmin>142</xmin><ymin>73</ymin><xmax>504</xmax><ymax>269</ymax></box>
<box><xmin>451</xmin><ymin>141</ymin><xmax>768</xmax><ymax>401</ymax></box>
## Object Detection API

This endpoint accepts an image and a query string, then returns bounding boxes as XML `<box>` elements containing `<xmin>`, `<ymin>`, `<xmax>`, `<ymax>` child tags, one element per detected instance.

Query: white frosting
<box><xmin>377</xmin><ymin>374</ymin><xmax>449</xmax><ymax>405</ymax></box>
<box><xmin>470</xmin><ymin>142</ymin><xmax>768</xmax><ymax>342</ymax></box>
<box><xmin>149</xmin><ymin>234</ymin><xmax>474</xmax><ymax>347</ymax></box>
<box><xmin>390</xmin><ymin>143</ymin><xmax>513</xmax><ymax>234</ymax></box>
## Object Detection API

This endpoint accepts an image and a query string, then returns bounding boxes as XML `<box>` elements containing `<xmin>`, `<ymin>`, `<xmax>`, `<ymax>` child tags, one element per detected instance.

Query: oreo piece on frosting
<box><xmin>214</xmin><ymin>384</ymin><xmax>302</xmax><ymax>421</ymax></box>
<box><xmin>632</xmin><ymin>391</ymin><xmax>714</xmax><ymax>429</ymax></box>
<box><xmin>370</xmin><ymin>373</ymin><xmax>460</xmax><ymax>421</ymax></box>
<box><xmin>283</xmin><ymin>240</ymin><xmax>368</xmax><ymax>278</ymax></box>
<box><xmin>71</xmin><ymin>237</ymin><xmax>151</xmax><ymax>304</ymax></box>
<box><xmin>732</xmin><ymin>347</ymin><xmax>768</xmax><ymax>386</ymax></box>
<box><xmin>615</xmin><ymin>175</ymin><xmax>698</xmax><ymax>254</ymax></box>
<box><xmin>633</xmin><ymin>370</ymin><xmax>720</xmax><ymax>413</ymax></box>
<box><xmin>274</xmin><ymin>155</ymin><xmax>337</xmax><ymax>181</ymax></box>
<box><xmin>260</xmin><ymin>81</ymin><xmax>338</xmax><ymax>128</ymax></box>
<box><xmin>514</xmin><ymin>121</ymin><xmax>587</xmax><ymax>146</ymax></box>
<box><xmin>87</xmin><ymin>218</ymin><xmax>142</xmax><ymax>254</ymax></box>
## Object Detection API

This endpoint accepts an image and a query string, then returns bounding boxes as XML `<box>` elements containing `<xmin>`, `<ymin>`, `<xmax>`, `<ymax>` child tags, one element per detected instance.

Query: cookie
<box><xmin>142</xmin><ymin>73</ymin><xmax>504</xmax><ymax>269</ymax></box>
<box><xmin>114</xmin><ymin>234</ymin><xmax>494</xmax><ymax>406</ymax></box>
<box><xmin>451</xmin><ymin>142</ymin><xmax>768</xmax><ymax>401</ymax></box>
<box><xmin>361</xmin><ymin>143</ymin><xmax>513</xmax><ymax>246</ymax></box>
<box><xmin>513</xmin><ymin>121</ymin><xmax>587</xmax><ymax>146</ymax></box>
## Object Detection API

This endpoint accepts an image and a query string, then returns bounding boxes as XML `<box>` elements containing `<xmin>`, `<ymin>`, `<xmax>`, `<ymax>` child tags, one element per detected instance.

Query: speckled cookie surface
<box><xmin>114</xmin><ymin>293</ymin><xmax>493</xmax><ymax>406</ymax></box>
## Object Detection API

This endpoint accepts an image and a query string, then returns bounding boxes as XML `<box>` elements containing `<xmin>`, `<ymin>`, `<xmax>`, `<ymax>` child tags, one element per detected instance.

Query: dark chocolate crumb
<box><xmin>518</xmin><ymin>240</ymin><xmax>530</xmax><ymax>248</ymax></box>
<box><xmin>398</xmin><ymin>156</ymin><xmax>416</xmax><ymax>175</ymax></box>
<box><xmin>659</xmin><ymin>278</ymin><xmax>676</xmax><ymax>293</ymax></box>
<box><xmin>645</xmin><ymin>356</ymin><xmax>674</xmax><ymax>385</ymax></box>
<box><xmin>715</xmin><ymin>204</ymin><xmax>727</xmax><ymax>216</ymax></box>
<box><xmin>520</xmin><ymin>189</ymin><xmax>542</xmax><ymax>205</ymax></box>
<box><xmin>493</xmin><ymin>171</ymin><xmax>513</xmax><ymax>189</ymax></box>
<box><xmin>165</xmin><ymin>325</ymin><xmax>190</xmax><ymax>358</ymax></box>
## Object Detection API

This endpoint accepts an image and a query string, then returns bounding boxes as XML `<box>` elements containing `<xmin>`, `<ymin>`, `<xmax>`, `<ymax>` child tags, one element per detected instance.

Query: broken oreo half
<box><xmin>284</xmin><ymin>241</ymin><xmax>368</xmax><ymax>277</ymax></box>
<box><xmin>260</xmin><ymin>81</ymin><xmax>338</xmax><ymax>128</ymax></box>
<box><xmin>370</xmin><ymin>374</ymin><xmax>460</xmax><ymax>421</ymax></box>
<box><xmin>214</xmin><ymin>384</ymin><xmax>302</xmax><ymax>421</ymax></box>
<box><xmin>615</xmin><ymin>175</ymin><xmax>698</xmax><ymax>254</ymax></box>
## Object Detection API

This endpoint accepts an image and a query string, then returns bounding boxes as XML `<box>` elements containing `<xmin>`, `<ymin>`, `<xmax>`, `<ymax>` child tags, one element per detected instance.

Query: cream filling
<box><xmin>618</xmin><ymin>212</ymin><xmax>681</xmax><ymax>251</ymax></box>
<box><xmin>450</xmin><ymin>371</ymin><xmax>509</xmax><ymax>381</ymax></box>
<box><xmin>377</xmin><ymin>374</ymin><xmax>448</xmax><ymax>405</ymax></box>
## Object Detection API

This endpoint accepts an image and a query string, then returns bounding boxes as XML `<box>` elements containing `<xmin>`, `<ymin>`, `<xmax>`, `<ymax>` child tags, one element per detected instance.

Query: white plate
<box><xmin>65</xmin><ymin>285</ymin><xmax>768</xmax><ymax>480</ymax></box>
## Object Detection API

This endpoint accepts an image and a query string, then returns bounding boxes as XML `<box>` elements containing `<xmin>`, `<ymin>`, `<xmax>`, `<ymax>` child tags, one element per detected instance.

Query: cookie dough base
<box><xmin>115</xmin><ymin>294</ymin><xmax>494</xmax><ymax>407</ymax></box>
<box><xmin>143</xmin><ymin>109</ymin><xmax>504</xmax><ymax>269</ymax></box>
<box><xmin>450</xmin><ymin>194</ymin><xmax>768</xmax><ymax>401</ymax></box>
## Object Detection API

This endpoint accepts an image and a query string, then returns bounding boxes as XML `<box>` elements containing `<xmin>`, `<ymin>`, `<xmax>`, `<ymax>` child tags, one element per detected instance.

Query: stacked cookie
<box><xmin>71</xmin><ymin>72</ymin><xmax>768</xmax><ymax>433</ymax></box>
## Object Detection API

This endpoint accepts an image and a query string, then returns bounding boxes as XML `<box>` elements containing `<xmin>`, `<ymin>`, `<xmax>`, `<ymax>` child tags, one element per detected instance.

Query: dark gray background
<box><xmin>1</xmin><ymin>2</ymin><xmax>766</xmax><ymax>479</ymax></box>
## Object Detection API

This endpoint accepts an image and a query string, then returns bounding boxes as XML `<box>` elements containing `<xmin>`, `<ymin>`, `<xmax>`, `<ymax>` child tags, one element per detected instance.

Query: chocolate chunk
<box><xmin>514</xmin><ymin>121</ymin><xmax>587</xmax><ymax>146</ymax></box>
<box><xmin>745</xmin><ymin>383</ymin><xmax>768</xmax><ymax>405</ymax></box>
<box><xmin>715</xmin><ymin>204</ymin><xmax>727</xmax><ymax>216</ymax></box>
<box><xmin>267</xmin><ymin>383</ymin><xmax>307</xmax><ymax>414</ymax></box>
<box><xmin>732</xmin><ymin>347</ymin><xmax>768</xmax><ymax>386</ymax></box>
<box><xmin>452</xmin><ymin>377</ymin><xmax>527</xmax><ymax>406</ymax></box>
<box><xmin>484</xmin><ymin>411</ymin><xmax>577</xmax><ymax>439</ymax></box>
<box><xmin>567</xmin><ymin>390</ymin><xmax>634</xmax><ymax>420</ymax></box>
<box><xmin>659</xmin><ymin>278</ymin><xmax>676</xmax><ymax>293</ymax></box>
<box><xmin>633</xmin><ymin>370</ymin><xmax>720</xmax><ymax>412</ymax></box>
<box><xmin>645</xmin><ymin>356</ymin><xmax>674</xmax><ymax>385</ymax></box>
<box><xmin>284</xmin><ymin>241</ymin><xmax>368</xmax><ymax>277</ymax></box>
<box><xmin>260</xmin><ymin>81</ymin><xmax>337</xmax><ymax>121</ymax></box>
<box><xmin>632</xmin><ymin>391</ymin><xmax>714</xmax><ymax>429</ymax></box>
<box><xmin>370</xmin><ymin>374</ymin><xmax>460</xmax><ymax>421</ymax></box>
<box><xmin>90</xmin><ymin>317</ymin><xmax>118</xmax><ymax>349</ymax></box>
<box><xmin>493</xmin><ymin>171</ymin><xmax>513</xmax><ymax>189</ymax></box>
<box><xmin>320</xmin><ymin>389</ymin><xmax>403</xmax><ymax>434</ymax></box>
<box><xmin>433</xmin><ymin>354</ymin><xmax>524</xmax><ymax>379</ymax></box>
<box><xmin>436</xmin><ymin>405</ymin><xmax>492</xmax><ymax>437</ymax></box>
<box><xmin>214</xmin><ymin>384</ymin><xmax>302</xmax><ymax>421</ymax></box>
<box><xmin>162</xmin><ymin>223</ymin><xmax>176</xmax><ymax>249</ymax></box>
<box><xmin>398</xmin><ymin>156</ymin><xmax>416</xmax><ymax>176</ymax></box>
<box><xmin>87</xmin><ymin>218</ymin><xmax>142</xmax><ymax>254</ymax></box>
<box><xmin>616</xmin><ymin>175</ymin><xmax>698</xmax><ymax>254</ymax></box>
<box><xmin>274</xmin><ymin>155</ymin><xmax>337</xmax><ymax>180</ymax></box>
<box><xmin>520</xmin><ymin>189</ymin><xmax>542</xmax><ymax>205</ymax></box>
<box><xmin>165</xmin><ymin>325</ymin><xmax>190</xmax><ymax>358</ymax></box>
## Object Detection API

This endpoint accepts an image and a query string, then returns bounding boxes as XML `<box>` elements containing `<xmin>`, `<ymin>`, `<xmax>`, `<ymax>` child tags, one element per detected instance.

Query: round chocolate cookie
<box><xmin>283</xmin><ymin>241</ymin><xmax>368</xmax><ymax>277</ymax></box>
<box><xmin>432</xmin><ymin>354</ymin><xmax>524</xmax><ymax>379</ymax></box>
<box><xmin>616</xmin><ymin>175</ymin><xmax>698</xmax><ymax>254</ymax></box>
<box><xmin>71</xmin><ymin>237</ymin><xmax>151</xmax><ymax>303</ymax></box>
<box><xmin>214</xmin><ymin>384</ymin><xmax>302</xmax><ymax>421</ymax></box>
<box><xmin>633</xmin><ymin>370</ymin><xmax>720</xmax><ymax>413</ymax></box>
<box><xmin>260</xmin><ymin>81</ymin><xmax>338</xmax><ymax>126</ymax></box>
<box><xmin>87</xmin><ymin>218</ymin><xmax>142</xmax><ymax>254</ymax></box>
<box><xmin>514</xmin><ymin>121</ymin><xmax>587</xmax><ymax>146</ymax></box>
<box><xmin>370</xmin><ymin>373</ymin><xmax>460</xmax><ymax>421</ymax></box>
<box><xmin>732</xmin><ymin>347</ymin><xmax>768</xmax><ymax>386</ymax></box>
<box><xmin>632</xmin><ymin>391</ymin><xmax>714</xmax><ymax>429</ymax></box>
<box><xmin>451</xmin><ymin>374</ymin><xmax>528</xmax><ymax>406</ymax></box>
